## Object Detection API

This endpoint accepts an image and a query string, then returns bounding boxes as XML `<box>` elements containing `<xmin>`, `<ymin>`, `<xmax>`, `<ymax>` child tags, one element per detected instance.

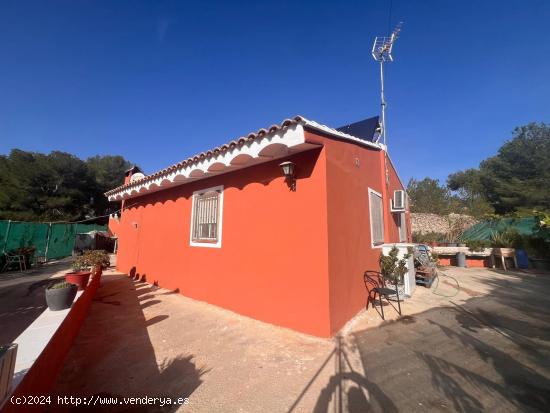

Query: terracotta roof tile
<box><xmin>105</xmin><ymin>116</ymin><xmax>306</xmax><ymax>196</ymax></box>
<box><xmin>105</xmin><ymin>115</ymin><xmax>382</xmax><ymax>197</ymax></box>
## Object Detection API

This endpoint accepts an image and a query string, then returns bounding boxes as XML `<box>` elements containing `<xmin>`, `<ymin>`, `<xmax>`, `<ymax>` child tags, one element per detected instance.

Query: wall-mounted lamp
<box><xmin>279</xmin><ymin>161</ymin><xmax>296</xmax><ymax>191</ymax></box>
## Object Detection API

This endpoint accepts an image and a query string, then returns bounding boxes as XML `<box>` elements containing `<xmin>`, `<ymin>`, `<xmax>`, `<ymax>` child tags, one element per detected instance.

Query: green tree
<box><xmin>0</xmin><ymin>149</ymin><xmax>133</xmax><ymax>222</ymax></box>
<box><xmin>447</xmin><ymin>168</ymin><xmax>494</xmax><ymax>217</ymax></box>
<box><xmin>407</xmin><ymin>178</ymin><xmax>455</xmax><ymax>214</ymax></box>
<box><xmin>86</xmin><ymin>155</ymin><xmax>132</xmax><ymax>193</ymax></box>
<box><xmin>449</xmin><ymin>123</ymin><xmax>550</xmax><ymax>214</ymax></box>
<box><xmin>86</xmin><ymin>155</ymin><xmax>133</xmax><ymax>217</ymax></box>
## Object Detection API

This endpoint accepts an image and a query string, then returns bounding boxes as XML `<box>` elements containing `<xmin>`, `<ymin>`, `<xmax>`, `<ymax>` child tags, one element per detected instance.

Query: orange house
<box><xmin>106</xmin><ymin>116</ymin><xmax>410</xmax><ymax>337</ymax></box>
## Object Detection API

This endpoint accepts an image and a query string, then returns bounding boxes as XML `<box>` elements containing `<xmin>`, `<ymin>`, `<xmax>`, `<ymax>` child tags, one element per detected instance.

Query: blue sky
<box><xmin>0</xmin><ymin>0</ymin><xmax>548</xmax><ymax>184</ymax></box>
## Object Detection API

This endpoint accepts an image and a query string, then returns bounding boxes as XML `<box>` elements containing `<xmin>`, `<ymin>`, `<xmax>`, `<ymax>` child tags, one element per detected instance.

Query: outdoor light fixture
<box><xmin>279</xmin><ymin>161</ymin><xmax>296</xmax><ymax>191</ymax></box>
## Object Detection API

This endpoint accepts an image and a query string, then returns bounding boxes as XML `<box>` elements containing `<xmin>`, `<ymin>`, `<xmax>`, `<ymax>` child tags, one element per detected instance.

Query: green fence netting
<box><xmin>0</xmin><ymin>220</ymin><xmax>107</xmax><ymax>261</ymax></box>
<box><xmin>460</xmin><ymin>216</ymin><xmax>549</xmax><ymax>241</ymax></box>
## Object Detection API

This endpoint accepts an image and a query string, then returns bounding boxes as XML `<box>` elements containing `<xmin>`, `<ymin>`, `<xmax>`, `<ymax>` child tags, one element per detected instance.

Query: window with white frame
<box><xmin>190</xmin><ymin>186</ymin><xmax>223</xmax><ymax>247</ymax></box>
<box><xmin>369</xmin><ymin>189</ymin><xmax>384</xmax><ymax>246</ymax></box>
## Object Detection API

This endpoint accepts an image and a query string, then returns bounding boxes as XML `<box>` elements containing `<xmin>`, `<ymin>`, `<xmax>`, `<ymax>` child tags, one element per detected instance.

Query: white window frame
<box><xmin>189</xmin><ymin>185</ymin><xmax>224</xmax><ymax>248</ymax></box>
<box><xmin>397</xmin><ymin>212</ymin><xmax>407</xmax><ymax>242</ymax></box>
<box><xmin>368</xmin><ymin>188</ymin><xmax>385</xmax><ymax>248</ymax></box>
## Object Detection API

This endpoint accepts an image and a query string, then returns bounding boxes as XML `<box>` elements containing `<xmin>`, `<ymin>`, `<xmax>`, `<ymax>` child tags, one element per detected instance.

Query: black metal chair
<box><xmin>363</xmin><ymin>270</ymin><xmax>401</xmax><ymax>320</ymax></box>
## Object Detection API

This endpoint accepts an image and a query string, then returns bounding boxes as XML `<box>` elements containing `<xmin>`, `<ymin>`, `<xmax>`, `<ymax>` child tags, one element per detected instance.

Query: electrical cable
<box><xmin>387</xmin><ymin>0</ymin><xmax>393</xmax><ymax>37</ymax></box>
<box><xmin>47</xmin><ymin>201</ymin><xmax>141</xmax><ymax>225</ymax></box>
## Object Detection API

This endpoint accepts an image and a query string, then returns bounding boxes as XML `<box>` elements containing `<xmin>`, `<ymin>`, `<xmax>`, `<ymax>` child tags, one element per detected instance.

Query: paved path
<box><xmin>49</xmin><ymin>268</ymin><xmax>550</xmax><ymax>412</ymax></box>
<box><xmin>351</xmin><ymin>269</ymin><xmax>550</xmax><ymax>412</ymax></box>
<box><xmin>0</xmin><ymin>260</ymin><xmax>71</xmax><ymax>344</ymax></box>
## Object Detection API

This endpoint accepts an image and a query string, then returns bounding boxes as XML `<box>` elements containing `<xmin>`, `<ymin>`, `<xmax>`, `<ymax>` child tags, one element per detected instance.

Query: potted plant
<box><xmin>379</xmin><ymin>246</ymin><xmax>411</xmax><ymax>301</ymax></box>
<box><xmin>65</xmin><ymin>256</ymin><xmax>91</xmax><ymax>291</ymax></box>
<box><xmin>83</xmin><ymin>250</ymin><xmax>110</xmax><ymax>278</ymax></box>
<box><xmin>45</xmin><ymin>281</ymin><xmax>78</xmax><ymax>311</ymax></box>
<box><xmin>490</xmin><ymin>230</ymin><xmax>517</xmax><ymax>254</ymax></box>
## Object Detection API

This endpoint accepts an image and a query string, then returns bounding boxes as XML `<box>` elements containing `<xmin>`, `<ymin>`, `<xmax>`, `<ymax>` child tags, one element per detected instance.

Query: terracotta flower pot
<box><xmin>65</xmin><ymin>271</ymin><xmax>91</xmax><ymax>291</ymax></box>
<box><xmin>92</xmin><ymin>265</ymin><xmax>103</xmax><ymax>278</ymax></box>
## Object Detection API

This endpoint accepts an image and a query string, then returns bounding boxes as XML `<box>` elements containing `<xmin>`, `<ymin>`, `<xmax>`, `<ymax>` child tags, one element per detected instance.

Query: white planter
<box><xmin>381</xmin><ymin>243</ymin><xmax>416</xmax><ymax>298</ymax></box>
<box><xmin>387</xmin><ymin>283</ymin><xmax>405</xmax><ymax>301</ymax></box>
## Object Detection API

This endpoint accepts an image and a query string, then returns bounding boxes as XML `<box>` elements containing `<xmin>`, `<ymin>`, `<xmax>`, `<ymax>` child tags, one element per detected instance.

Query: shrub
<box><xmin>72</xmin><ymin>249</ymin><xmax>110</xmax><ymax>272</ymax></box>
<box><xmin>49</xmin><ymin>281</ymin><xmax>72</xmax><ymax>290</ymax></box>
<box><xmin>71</xmin><ymin>255</ymin><xmax>90</xmax><ymax>272</ymax></box>
<box><xmin>490</xmin><ymin>229</ymin><xmax>521</xmax><ymax>248</ymax></box>
<box><xmin>379</xmin><ymin>246</ymin><xmax>411</xmax><ymax>284</ymax></box>
<box><xmin>412</xmin><ymin>232</ymin><xmax>446</xmax><ymax>244</ymax></box>
<box><xmin>465</xmin><ymin>239</ymin><xmax>491</xmax><ymax>252</ymax></box>
<box><xmin>523</xmin><ymin>236</ymin><xmax>550</xmax><ymax>259</ymax></box>
<box><xmin>83</xmin><ymin>250</ymin><xmax>110</xmax><ymax>269</ymax></box>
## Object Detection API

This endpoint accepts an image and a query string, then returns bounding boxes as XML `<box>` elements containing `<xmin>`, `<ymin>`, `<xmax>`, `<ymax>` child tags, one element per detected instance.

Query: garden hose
<box><xmin>431</xmin><ymin>269</ymin><xmax>461</xmax><ymax>298</ymax></box>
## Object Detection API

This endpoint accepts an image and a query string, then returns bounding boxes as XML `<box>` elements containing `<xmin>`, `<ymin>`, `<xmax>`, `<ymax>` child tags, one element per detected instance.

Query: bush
<box><xmin>412</xmin><ymin>232</ymin><xmax>446</xmax><ymax>244</ymax></box>
<box><xmin>465</xmin><ymin>239</ymin><xmax>491</xmax><ymax>252</ymax></box>
<box><xmin>72</xmin><ymin>255</ymin><xmax>90</xmax><ymax>272</ymax></box>
<box><xmin>379</xmin><ymin>246</ymin><xmax>411</xmax><ymax>284</ymax></box>
<box><xmin>523</xmin><ymin>236</ymin><xmax>550</xmax><ymax>259</ymax></box>
<box><xmin>72</xmin><ymin>249</ymin><xmax>110</xmax><ymax>272</ymax></box>
<box><xmin>490</xmin><ymin>229</ymin><xmax>522</xmax><ymax>248</ymax></box>
<box><xmin>83</xmin><ymin>250</ymin><xmax>110</xmax><ymax>269</ymax></box>
<box><xmin>49</xmin><ymin>281</ymin><xmax>72</xmax><ymax>290</ymax></box>
<box><xmin>487</xmin><ymin>230</ymin><xmax>550</xmax><ymax>259</ymax></box>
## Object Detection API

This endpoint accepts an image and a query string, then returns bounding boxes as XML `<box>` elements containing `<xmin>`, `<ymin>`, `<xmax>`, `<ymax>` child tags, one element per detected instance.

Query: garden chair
<box><xmin>1</xmin><ymin>251</ymin><xmax>26</xmax><ymax>273</ymax></box>
<box><xmin>363</xmin><ymin>270</ymin><xmax>402</xmax><ymax>320</ymax></box>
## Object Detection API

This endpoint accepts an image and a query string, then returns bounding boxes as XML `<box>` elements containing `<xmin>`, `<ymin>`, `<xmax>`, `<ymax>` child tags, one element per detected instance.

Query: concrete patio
<box><xmin>47</xmin><ymin>266</ymin><xmax>550</xmax><ymax>412</ymax></box>
<box><xmin>0</xmin><ymin>258</ymin><xmax>73</xmax><ymax>345</ymax></box>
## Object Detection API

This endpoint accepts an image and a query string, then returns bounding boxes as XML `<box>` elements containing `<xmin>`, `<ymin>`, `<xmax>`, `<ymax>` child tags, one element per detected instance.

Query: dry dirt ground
<box><xmin>48</xmin><ymin>266</ymin><xmax>550</xmax><ymax>412</ymax></box>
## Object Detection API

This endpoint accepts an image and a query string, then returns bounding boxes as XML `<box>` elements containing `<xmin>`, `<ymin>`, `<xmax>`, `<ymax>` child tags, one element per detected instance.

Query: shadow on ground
<box><xmin>0</xmin><ymin>260</ymin><xmax>73</xmax><ymax>344</ymax></box>
<box><xmin>289</xmin><ymin>269</ymin><xmax>550</xmax><ymax>412</ymax></box>
<box><xmin>48</xmin><ymin>274</ymin><xmax>206</xmax><ymax>412</ymax></box>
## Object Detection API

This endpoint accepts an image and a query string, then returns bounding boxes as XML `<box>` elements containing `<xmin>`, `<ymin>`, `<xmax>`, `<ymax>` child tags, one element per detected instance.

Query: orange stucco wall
<box><xmin>111</xmin><ymin>132</ymin><xmax>410</xmax><ymax>337</ymax></box>
<box><xmin>310</xmin><ymin>131</ymin><xmax>409</xmax><ymax>335</ymax></box>
<box><xmin>112</xmin><ymin>148</ymin><xmax>332</xmax><ymax>337</ymax></box>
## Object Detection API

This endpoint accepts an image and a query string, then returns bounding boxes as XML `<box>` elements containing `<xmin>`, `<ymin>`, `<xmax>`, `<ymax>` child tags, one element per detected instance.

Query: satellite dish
<box><xmin>130</xmin><ymin>172</ymin><xmax>145</xmax><ymax>182</ymax></box>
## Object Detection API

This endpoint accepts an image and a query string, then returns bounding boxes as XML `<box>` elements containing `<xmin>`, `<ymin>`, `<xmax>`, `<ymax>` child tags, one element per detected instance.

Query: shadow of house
<box><xmin>48</xmin><ymin>274</ymin><xmax>206</xmax><ymax>412</ymax></box>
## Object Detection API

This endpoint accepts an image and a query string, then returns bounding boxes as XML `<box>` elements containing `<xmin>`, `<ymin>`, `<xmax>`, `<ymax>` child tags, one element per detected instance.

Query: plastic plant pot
<box><xmin>45</xmin><ymin>283</ymin><xmax>78</xmax><ymax>311</ymax></box>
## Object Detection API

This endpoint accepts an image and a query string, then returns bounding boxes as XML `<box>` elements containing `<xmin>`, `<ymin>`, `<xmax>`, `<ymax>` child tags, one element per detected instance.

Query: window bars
<box><xmin>192</xmin><ymin>190</ymin><xmax>220</xmax><ymax>243</ymax></box>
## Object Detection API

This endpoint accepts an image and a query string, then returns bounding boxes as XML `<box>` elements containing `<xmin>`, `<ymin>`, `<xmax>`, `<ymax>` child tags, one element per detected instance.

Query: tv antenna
<box><xmin>372</xmin><ymin>22</ymin><xmax>402</xmax><ymax>146</ymax></box>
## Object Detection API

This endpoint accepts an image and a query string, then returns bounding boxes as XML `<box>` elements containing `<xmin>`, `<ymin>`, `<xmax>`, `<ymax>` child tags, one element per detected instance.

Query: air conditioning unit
<box><xmin>392</xmin><ymin>190</ymin><xmax>406</xmax><ymax>211</ymax></box>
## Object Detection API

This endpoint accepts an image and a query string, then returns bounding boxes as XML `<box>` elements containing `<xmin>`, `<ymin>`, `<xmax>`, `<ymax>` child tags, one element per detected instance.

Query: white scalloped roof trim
<box><xmin>106</xmin><ymin>116</ymin><xmax>382</xmax><ymax>201</ymax></box>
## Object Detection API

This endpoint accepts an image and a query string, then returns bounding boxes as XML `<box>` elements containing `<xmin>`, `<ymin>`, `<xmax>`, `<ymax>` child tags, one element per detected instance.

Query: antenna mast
<box><xmin>372</xmin><ymin>22</ymin><xmax>402</xmax><ymax>147</ymax></box>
